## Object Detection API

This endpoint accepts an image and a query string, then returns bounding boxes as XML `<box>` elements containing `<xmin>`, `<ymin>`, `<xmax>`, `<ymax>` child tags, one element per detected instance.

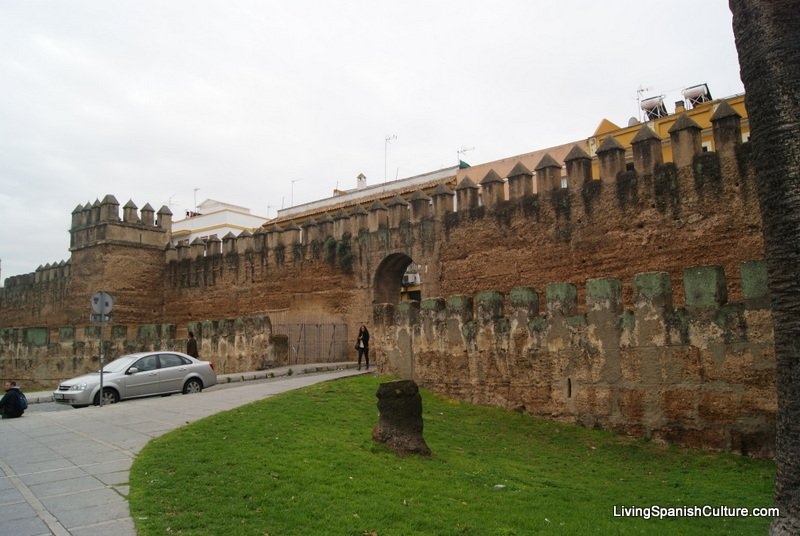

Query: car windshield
<box><xmin>100</xmin><ymin>356</ymin><xmax>135</xmax><ymax>373</ymax></box>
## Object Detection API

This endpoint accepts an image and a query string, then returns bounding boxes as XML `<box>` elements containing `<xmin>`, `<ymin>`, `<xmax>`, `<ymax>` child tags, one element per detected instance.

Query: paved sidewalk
<box><xmin>0</xmin><ymin>363</ymin><xmax>368</xmax><ymax>536</ymax></box>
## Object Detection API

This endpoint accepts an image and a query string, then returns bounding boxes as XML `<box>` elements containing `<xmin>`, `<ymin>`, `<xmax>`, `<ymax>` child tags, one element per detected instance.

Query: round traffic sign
<box><xmin>91</xmin><ymin>291</ymin><xmax>114</xmax><ymax>315</ymax></box>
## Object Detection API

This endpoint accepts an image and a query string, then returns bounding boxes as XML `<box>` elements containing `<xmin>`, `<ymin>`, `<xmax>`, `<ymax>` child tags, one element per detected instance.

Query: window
<box><xmin>134</xmin><ymin>355</ymin><xmax>158</xmax><ymax>372</ymax></box>
<box><xmin>159</xmin><ymin>354</ymin><xmax>189</xmax><ymax>368</ymax></box>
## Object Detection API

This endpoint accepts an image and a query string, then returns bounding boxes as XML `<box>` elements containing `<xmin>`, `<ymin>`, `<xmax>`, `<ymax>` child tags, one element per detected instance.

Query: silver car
<box><xmin>53</xmin><ymin>351</ymin><xmax>217</xmax><ymax>408</ymax></box>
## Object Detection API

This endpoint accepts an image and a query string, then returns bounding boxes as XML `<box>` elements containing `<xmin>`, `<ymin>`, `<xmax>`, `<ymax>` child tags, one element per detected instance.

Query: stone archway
<box><xmin>373</xmin><ymin>252</ymin><xmax>414</xmax><ymax>304</ymax></box>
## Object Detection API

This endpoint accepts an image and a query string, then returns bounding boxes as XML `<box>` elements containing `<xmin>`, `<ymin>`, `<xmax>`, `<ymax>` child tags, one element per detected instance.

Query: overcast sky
<box><xmin>0</xmin><ymin>1</ymin><xmax>744</xmax><ymax>281</ymax></box>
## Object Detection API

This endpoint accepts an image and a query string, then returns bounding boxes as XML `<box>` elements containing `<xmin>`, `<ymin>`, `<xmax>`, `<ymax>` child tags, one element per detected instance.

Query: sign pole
<box><xmin>99</xmin><ymin>321</ymin><xmax>104</xmax><ymax>406</ymax></box>
<box><xmin>91</xmin><ymin>291</ymin><xmax>114</xmax><ymax>407</ymax></box>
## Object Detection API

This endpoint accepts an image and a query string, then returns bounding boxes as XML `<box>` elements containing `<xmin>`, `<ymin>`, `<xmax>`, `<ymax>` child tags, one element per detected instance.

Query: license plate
<box><xmin>54</xmin><ymin>393</ymin><xmax>65</xmax><ymax>400</ymax></box>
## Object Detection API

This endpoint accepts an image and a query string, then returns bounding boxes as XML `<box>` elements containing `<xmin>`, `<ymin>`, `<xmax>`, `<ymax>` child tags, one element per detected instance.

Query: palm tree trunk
<box><xmin>729</xmin><ymin>1</ymin><xmax>800</xmax><ymax>533</ymax></box>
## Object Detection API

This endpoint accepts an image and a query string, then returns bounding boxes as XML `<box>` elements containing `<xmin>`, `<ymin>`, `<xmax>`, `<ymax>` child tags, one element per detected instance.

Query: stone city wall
<box><xmin>0</xmin><ymin>314</ymin><xmax>287</xmax><ymax>390</ymax></box>
<box><xmin>373</xmin><ymin>261</ymin><xmax>775</xmax><ymax>457</ymax></box>
<box><xmin>0</xmin><ymin>105</ymin><xmax>775</xmax><ymax>455</ymax></box>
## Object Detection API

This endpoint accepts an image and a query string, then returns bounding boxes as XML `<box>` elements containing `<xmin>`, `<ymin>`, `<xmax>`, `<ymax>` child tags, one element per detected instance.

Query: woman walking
<box><xmin>355</xmin><ymin>325</ymin><xmax>370</xmax><ymax>370</ymax></box>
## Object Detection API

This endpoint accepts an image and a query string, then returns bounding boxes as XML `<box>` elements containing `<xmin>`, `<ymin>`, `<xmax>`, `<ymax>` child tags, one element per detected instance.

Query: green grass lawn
<box><xmin>129</xmin><ymin>375</ymin><xmax>775</xmax><ymax>535</ymax></box>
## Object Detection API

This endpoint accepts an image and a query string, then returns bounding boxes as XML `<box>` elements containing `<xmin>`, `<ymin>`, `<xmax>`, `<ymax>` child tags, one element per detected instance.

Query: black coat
<box><xmin>357</xmin><ymin>330</ymin><xmax>370</xmax><ymax>349</ymax></box>
<box><xmin>187</xmin><ymin>338</ymin><xmax>199</xmax><ymax>358</ymax></box>
<box><xmin>0</xmin><ymin>387</ymin><xmax>24</xmax><ymax>418</ymax></box>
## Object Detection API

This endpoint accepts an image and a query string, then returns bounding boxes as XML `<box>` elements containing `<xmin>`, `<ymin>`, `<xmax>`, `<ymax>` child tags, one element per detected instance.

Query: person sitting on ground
<box><xmin>0</xmin><ymin>380</ymin><xmax>25</xmax><ymax>419</ymax></box>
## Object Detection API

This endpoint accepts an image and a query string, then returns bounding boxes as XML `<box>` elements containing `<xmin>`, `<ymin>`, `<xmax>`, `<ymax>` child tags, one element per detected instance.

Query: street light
<box><xmin>385</xmin><ymin>134</ymin><xmax>396</xmax><ymax>183</ymax></box>
<box><xmin>291</xmin><ymin>179</ymin><xmax>302</xmax><ymax>207</ymax></box>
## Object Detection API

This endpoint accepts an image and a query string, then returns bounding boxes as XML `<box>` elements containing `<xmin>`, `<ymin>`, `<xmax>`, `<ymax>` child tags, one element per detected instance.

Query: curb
<box><xmin>217</xmin><ymin>363</ymin><xmax>360</xmax><ymax>384</ymax></box>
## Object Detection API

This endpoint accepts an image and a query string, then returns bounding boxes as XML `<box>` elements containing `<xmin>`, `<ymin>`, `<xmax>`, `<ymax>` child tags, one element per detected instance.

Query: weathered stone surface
<box><xmin>372</xmin><ymin>380</ymin><xmax>431</xmax><ymax>457</ymax></box>
<box><xmin>383</xmin><ymin>264</ymin><xmax>776</xmax><ymax>457</ymax></box>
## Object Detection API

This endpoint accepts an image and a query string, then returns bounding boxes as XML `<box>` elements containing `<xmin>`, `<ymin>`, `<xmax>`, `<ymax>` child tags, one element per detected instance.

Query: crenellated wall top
<box><xmin>69</xmin><ymin>195</ymin><xmax>173</xmax><ymax>252</ymax></box>
<box><xmin>167</xmin><ymin>114</ymin><xmax>752</xmax><ymax>263</ymax></box>
<box><xmin>1</xmin><ymin>259</ymin><xmax>72</xmax><ymax>288</ymax></box>
<box><xmin>71</xmin><ymin>195</ymin><xmax>172</xmax><ymax>232</ymax></box>
<box><xmin>375</xmin><ymin>261</ymin><xmax>769</xmax><ymax>343</ymax></box>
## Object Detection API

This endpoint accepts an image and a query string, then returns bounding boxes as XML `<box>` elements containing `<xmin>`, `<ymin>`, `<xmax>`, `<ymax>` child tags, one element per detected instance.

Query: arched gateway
<box><xmin>373</xmin><ymin>252</ymin><xmax>415</xmax><ymax>304</ymax></box>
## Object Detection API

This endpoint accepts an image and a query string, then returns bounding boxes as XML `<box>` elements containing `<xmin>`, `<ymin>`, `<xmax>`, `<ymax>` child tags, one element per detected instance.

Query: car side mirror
<box><xmin>127</xmin><ymin>367</ymin><xmax>139</xmax><ymax>375</ymax></box>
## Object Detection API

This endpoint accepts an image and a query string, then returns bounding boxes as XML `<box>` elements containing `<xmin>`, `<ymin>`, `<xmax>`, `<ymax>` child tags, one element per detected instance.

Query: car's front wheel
<box><xmin>183</xmin><ymin>378</ymin><xmax>203</xmax><ymax>394</ymax></box>
<box><xmin>94</xmin><ymin>388</ymin><xmax>119</xmax><ymax>406</ymax></box>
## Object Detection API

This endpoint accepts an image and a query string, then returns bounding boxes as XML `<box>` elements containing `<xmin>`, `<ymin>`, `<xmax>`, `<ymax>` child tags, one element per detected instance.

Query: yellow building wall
<box><xmin>589</xmin><ymin>94</ymin><xmax>748</xmax><ymax>177</ymax></box>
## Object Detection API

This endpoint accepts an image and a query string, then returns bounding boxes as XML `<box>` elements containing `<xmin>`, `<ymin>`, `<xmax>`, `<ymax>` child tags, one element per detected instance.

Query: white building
<box><xmin>170</xmin><ymin>199</ymin><xmax>268</xmax><ymax>247</ymax></box>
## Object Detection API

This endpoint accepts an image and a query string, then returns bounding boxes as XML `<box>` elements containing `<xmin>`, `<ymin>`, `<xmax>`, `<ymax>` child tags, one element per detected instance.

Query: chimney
<box><xmin>675</xmin><ymin>100</ymin><xmax>686</xmax><ymax>113</ymax></box>
<box><xmin>357</xmin><ymin>173</ymin><xmax>367</xmax><ymax>190</ymax></box>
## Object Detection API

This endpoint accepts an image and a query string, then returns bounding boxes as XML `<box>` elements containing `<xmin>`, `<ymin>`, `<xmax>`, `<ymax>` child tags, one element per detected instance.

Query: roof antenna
<box><xmin>457</xmin><ymin>145</ymin><xmax>474</xmax><ymax>167</ymax></box>
<box><xmin>636</xmin><ymin>85</ymin><xmax>650</xmax><ymax>122</ymax></box>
